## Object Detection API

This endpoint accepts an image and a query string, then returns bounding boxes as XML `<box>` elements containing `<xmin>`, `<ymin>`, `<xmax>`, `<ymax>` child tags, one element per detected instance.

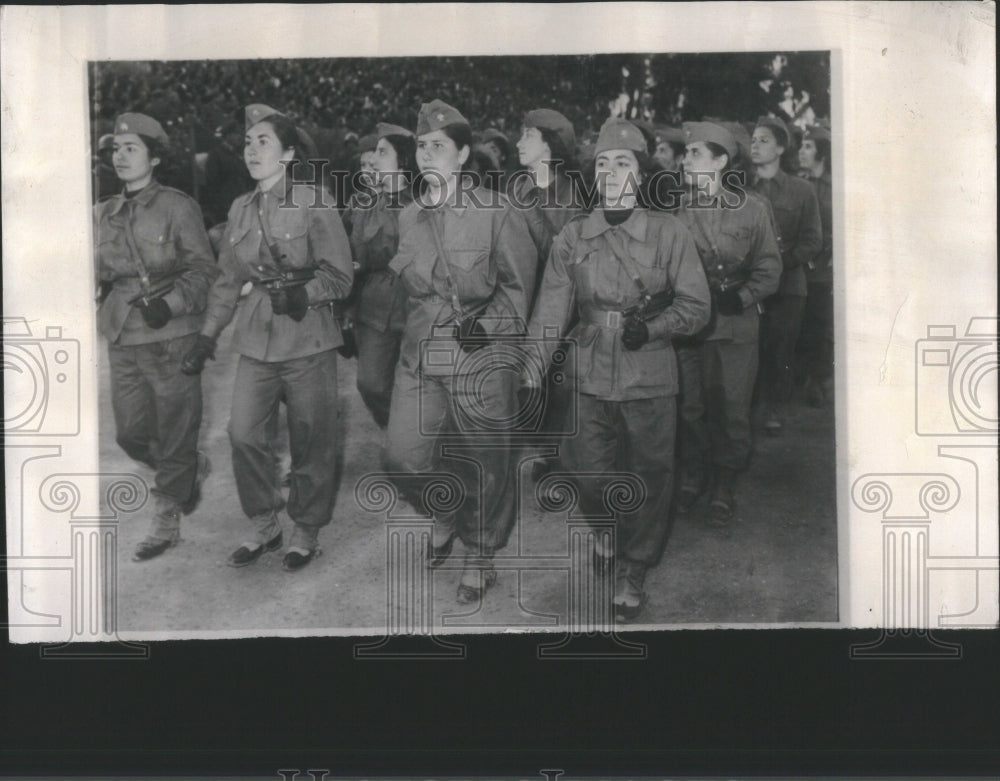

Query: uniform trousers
<box><xmin>355</xmin><ymin>323</ymin><xmax>402</xmax><ymax>428</ymax></box>
<box><xmin>228</xmin><ymin>351</ymin><xmax>339</xmax><ymax>530</ymax></box>
<box><xmin>677</xmin><ymin>339</ymin><xmax>759</xmax><ymax>478</ymax></box>
<box><xmin>798</xmin><ymin>281</ymin><xmax>834</xmax><ymax>382</ymax></box>
<box><xmin>561</xmin><ymin>394</ymin><xmax>677</xmax><ymax>567</ymax></box>
<box><xmin>760</xmin><ymin>293</ymin><xmax>806</xmax><ymax>407</ymax></box>
<box><xmin>108</xmin><ymin>333</ymin><xmax>201</xmax><ymax>509</ymax></box>
<box><xmin>385</xmin><ymin>360</ymin><xmax>517</xmax><ymax>556</ymax></box>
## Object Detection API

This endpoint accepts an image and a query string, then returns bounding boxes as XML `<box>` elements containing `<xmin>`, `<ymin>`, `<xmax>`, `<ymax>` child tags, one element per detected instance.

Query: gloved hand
<box><xmin>715</xmin><ymin>287</ymin><xmax>744</xmax><ymax>317</ymax></box>
<box><xmin>138</xmin><ymin>298</ymin><xmax>172</xmax><ymax>329</ymax></box>
<box><xmin>181</xmin><ymin>334</ymin><xmax>217</xmax><ymax>376</ymax></box>
<box><xmin>454</xmin><ymin>316</ymin><xmax>488</xmax><ymax>354</ymax></box>
<box><xmin>621</xmin><ymin>318</ymin><xmax>649</xmax><ymax>351</ymax></box>
<box><xmin>269</xmin><ymin>286</ymin><xmax>309</xmax><ymax>322</ymax></box>
<box><xmin>337</xmin><ymin>320</ymin><xmax>358</xmax><ymax>359</ymax></box>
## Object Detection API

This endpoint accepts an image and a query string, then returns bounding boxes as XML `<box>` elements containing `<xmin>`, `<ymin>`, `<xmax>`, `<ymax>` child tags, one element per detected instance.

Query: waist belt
<box><xmin>579</xmin><ymin>304</ymin><xmax>626</xmax><ymax>329</ymax></box>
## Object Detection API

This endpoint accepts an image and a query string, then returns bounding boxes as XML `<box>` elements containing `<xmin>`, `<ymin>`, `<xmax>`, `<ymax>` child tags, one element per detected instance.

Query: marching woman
<box><xmin>95</xmin><ymin>112</ymin><xmax>217</xmax><ymax>562</ymax></box>
<box><xmin>181</xmin><ymin>104</ymin><xmax>353</xmax><ymax>572</ymax></box>
<box><xmin>385</xmin><ymin>100</ymin><xmax>536</xmax><ymax>604</ymax></box>
<box><xmin>527</xmin><ymin>117</ymin><xmax>711</xmax><ymax>621</ymax></box>
<box><xmin>673</xmin><ymin>122</ymin><xmax>781</xmax><ymax>528</ymax></box>
<box><xmin>341</xmin><ymin>122</ymin><xmax>417</xmax><ymax>428</ymax></box>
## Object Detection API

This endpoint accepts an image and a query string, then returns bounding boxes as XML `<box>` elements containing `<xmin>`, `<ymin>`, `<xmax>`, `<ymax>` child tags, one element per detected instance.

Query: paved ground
<box><xmin>104</xmin><ymin>316</ymin><xmax>838</xmax><ymax>636</ymax></box>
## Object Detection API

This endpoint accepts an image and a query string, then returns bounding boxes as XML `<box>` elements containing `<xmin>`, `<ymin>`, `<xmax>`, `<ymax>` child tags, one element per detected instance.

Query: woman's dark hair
<box><xmin>536</xmin><ymin>126</ymin><xmax>578</xmax><ymax>172</ymax></box>
<box><xmin>440</xmin><ymin>123</ymin><xmax>474</xmax><ymax>163</ymax></box>
<box><xmin>704</xmin><ymin>142</ymin><xmax>733</xmax><ymax>171</ymax></box>
<box><xmin>136</xmin><ymin>134</ymin><xmax>168</xmax><ymax>166</ymax></box>
<box><xmin>585</xmin><ymin>147</ymin><xmax>661</xmax><ymax>211</ymax></box>
<box><xmin>667</xmin><ymin>141</ymin><xmax>686</xmax><ymax>161</ymax></box>
<box><xmin>812</xmin><ymin>137</ymin><xmax>832</xmax><ymax>173</ymax></box>
<box><xmin>381</xmin><ymin>134</ymin><xmax>418</xmax><ymax>180</ymax></box>
<box><xmin>258</xmin><ymin>113</ymin><xmax>308</xmax><ymax>162</ymax></box>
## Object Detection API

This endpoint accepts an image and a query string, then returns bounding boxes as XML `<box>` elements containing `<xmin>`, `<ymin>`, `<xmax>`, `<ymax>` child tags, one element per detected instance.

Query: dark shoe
<box><xmin>227</xmin><ymin>533</ymin><xmax>283</xmax><ymax>568</ymax></box>
<box><xmin>613</xmin><ymin>561</ymin><xmax>647</xmax><ymax>622</ymax></box>
<box><xmin>456</xmin><ymin>568</ymin><xmax>497</xmax><ymax>604</ymax></box>
<box><xmin>426</xmin><ymin>535</ymin><xmax>455</xmax><ymax>569</ymax></box>
<box><xmin>763</xmin><ymin>411</ymin><xmax>783</xmax><ymax>436</ymax></box>
<box><xmin>181</xmin><ymin>451</ymin><xmax>212</xmax><ymax>515</ymax></box>
<box><xmin>614</xmin><ymin>592</ymin><xmax>648</xmax><ymax>622</ymax></box>
<box><xmin>676</xmin><ymin>482</ymin><xmax>704</xmax><ymax>514</ymax></box>
<box><xmin>132</xmin><ymin>536</ymin><xmax>177</xmax><ymax>562</ymax></box>
<box><xmin>282</xmin><ymin>547</ymin><xmax>321</xmax><ymax>572</ymax></box>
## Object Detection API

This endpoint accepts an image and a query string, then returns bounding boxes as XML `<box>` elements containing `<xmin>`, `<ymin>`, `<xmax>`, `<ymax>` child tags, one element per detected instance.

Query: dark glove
<box><xmin>97</xmin><ymin>281</ymin><xmax>114</xmax><ymax>305</ymax></box>
<box><xmin>715</xmin><ymin>287</ymin><xmax>744</xmax><ymax>317</ymax></box>
<box><xmin>454</xmin><ymin>316</ymin><xmax>488</xmax><ymax>354</ymax></box>
<box><xmin>138</xmin><ymin>297</ymin><xmax>173</xmax><ymax>329</ymax></box>
<box><xmin>621</xmin><ymin>318</ymin><xmax>649</xmax><ymax>351</ymax></box>
<box><xmin>337</xmin><ymin>323</ymin><xmax>357</xmax><ymax>359</ymax></box>
<box><xmin>180</xmin><ymin>334</ymin><xmax>217</xmax><ymax>376</ymax></box>
<box><xmin>269</xmin><ymin>285</ymin><xmax>309</xmax><ymax>322</ymax></box>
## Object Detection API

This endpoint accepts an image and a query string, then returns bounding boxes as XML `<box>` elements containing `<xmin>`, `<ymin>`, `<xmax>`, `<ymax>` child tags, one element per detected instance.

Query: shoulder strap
<box><xmin>255</xmin><ymin>195</ymin><xmax>288</xmax><ymax>271</ymax></box>
<box><xmin>121</xmin><ymin>201</ymin><xmax>152</xmax><ymax>292</ymax></box>
<box><xmin>685</xmin><ymin>208</ymin><xmax>721</xmax><ymax>265</ymax></box>
<box><xmin>603</xmin><ymin>226</ymin><xmax>651</xmax><ymax>302</ymax></box>
<box><xmin>425</xmin><ymin>207</ymin><xmax>466</xmax><ymax>320</ymax></box>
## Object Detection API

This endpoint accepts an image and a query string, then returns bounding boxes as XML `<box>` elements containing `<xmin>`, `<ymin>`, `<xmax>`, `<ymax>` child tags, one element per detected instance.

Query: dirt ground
<box><xmin>104</xmin><ymin>320</ymin><xmax>838</xmax><ymax>636</ymax></box>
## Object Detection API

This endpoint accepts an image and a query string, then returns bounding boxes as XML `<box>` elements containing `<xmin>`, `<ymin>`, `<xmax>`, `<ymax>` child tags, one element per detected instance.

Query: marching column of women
<box><xmin>99</xmin><ymin>96</ymin><xmax>831</xmax><ymax>622</ymax></box>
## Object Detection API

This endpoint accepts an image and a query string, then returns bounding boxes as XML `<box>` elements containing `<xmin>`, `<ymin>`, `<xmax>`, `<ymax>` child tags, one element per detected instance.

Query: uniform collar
<box><xmin>756</xmin><ymin>166</ymin><xmax>788</xmax><ymax>188</ymax></box>
<box><xmin>579</xmin><ymin>207</ymin><xmax>647</xmax><ymax>242</ymax></box>
<box><xmin>106</xmin><ymin>180</ymin><xmax>162</xmax><ymax>216</ymax></box>
<box><xmin>415</xmin><ymin>187</ymin><xmax>472</xmax><ymax>218</ymax></box>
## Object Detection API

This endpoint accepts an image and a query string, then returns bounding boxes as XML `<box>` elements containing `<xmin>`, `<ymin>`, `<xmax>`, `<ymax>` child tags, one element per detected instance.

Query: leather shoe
<box><xmin>282</xmin><ymin>547</ymin><xmax>321</xmax><ymax>572</ymax></box>
<box><xmin>227</xmin><ymin>533</ymin><xmax>283</xmax><ymax>568</ymax></box>
<box><xmin>426</xmin><ymin>535</ymin><xmax>455</xmax><ymax>569</ymax></box>
<box><xmin>456</xmin><ymin>569</ymin><xmax>497</xmax><ymax>604</ymax></box>
<box><xmin>132</xmin><ymin>536</ymin><xmax>177</xmax><ymax>562</ymax></box>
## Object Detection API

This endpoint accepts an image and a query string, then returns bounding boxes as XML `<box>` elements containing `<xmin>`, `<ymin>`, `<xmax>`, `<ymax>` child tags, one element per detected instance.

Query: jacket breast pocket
<box><xmin>133</xmin><ymin>223</ymin><xmax>176</xmax><ymax>268</ymax></box>
<box><xmin>270</xmin><ymin>210</ymin><xmax>310</xmax><ymax>265</ymax></box>
<box><xmin>226</xmin><ymin>221</ymin><xmax>257</xmax><ymax>264</ymax></box>
<box><xmin>627</xmin><ymin>245</ymin><xmax>666</xmax><ymax>292</ymax></box>
<box><xmin>448</xmin><ymin>248</ymin><xmax>495</xmax><ymax>294</ymax></box>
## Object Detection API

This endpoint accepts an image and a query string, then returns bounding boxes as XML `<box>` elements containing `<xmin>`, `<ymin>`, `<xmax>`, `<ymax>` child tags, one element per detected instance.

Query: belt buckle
<box><xmin>606</xmin><ymin>311</ymin><xmax>622</xmax><ymax>329</ymax></box>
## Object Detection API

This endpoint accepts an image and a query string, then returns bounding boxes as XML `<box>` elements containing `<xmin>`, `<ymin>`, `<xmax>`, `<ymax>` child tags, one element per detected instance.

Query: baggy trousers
<box><xmin>108</xmin><ymin>333</ymin><xmax>202</xmax><ymax>508</ymax></box>
<box><xmin>760</xmin><ymin>293</ymin><xmax>806</xmax><ymax>407</ymax></box>
<box><xmin>677</xmin><ymin>339</ymin><xmax>759</xmax><ymax>476</ymax></box>
<box><xmin>561</xmin><ymin>394</ymin><xmax>677</xmax><ymax>567</ymax></box>
<box><xmin>385</xmin><ymin>361</ymin><xmax>517</xmax><ymax>555</ymax></box>
<box><xmin>228</xmin><ymin>351</ymin><xmax>339</xmax><ymax>529</ymax></box>
<box><xmin>355</xmin><ymin>323</ymin><xmax>402</xmax><ymax>428</ymax></box>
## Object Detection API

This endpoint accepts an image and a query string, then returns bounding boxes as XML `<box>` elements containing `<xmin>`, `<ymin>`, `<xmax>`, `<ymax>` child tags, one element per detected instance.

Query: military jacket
<box><xmin>507</xmin><ymin>171</ymin><xmax>584</xmax><ymax>274</ymax></box>
<box><xmin>388</xmin><ymin>187</ymin><xmax>536</xmax><ymax>374</ymax></box>
<box><xmin>676</xmin><ymin>194</ymin><xmax>781</xmax><ymax>343</ymax></box>
<box><xmin>94</xmin><ymin>181</ymin><xmax>217</xmax><ymax>345</ymax></box>
<box><xmin>753</xmin><ymin>168</ymin><xmax>822</xmax><ymax>297</ymax></box>
<box><xmin>529</xmin><ymin>208</ymin><xmax>711</xmax><ymax>400</ymax></box>
<box><xmin>202</xmin><ymin>177</ymin><xmax>354</xmax><ymax>362</ymax></box>
<box><xmin>342</xmin><ymin>189</ymin><xmax>412</xmax><ymax>333</ymax></box>
<box><xmin>800</xmin><ymin>169</ymin><xmax>833</xmax><ymax>283</ymax></box>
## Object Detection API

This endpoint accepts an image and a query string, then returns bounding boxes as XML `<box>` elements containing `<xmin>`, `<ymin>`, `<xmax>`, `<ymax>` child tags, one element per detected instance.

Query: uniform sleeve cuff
<box><xmin>162</xmin><ymin>289</ymin><xmax>185</xmax><ymax>315</ymax></box>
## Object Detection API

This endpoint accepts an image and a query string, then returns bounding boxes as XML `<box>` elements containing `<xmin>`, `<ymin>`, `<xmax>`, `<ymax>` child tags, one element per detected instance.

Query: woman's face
<box><xmin>682</xmin><ymin>141</ymin><xmax>726</xmax><ymax>185</ymax></box>
<box><xmin>244</xmin><ymin>120</ymin><xmax>294</xmax><ymax>182</ymax></box>
<box><xmin>798</xmin><ymin>138</ymin><xmax>819</xmax><ymax>170</ymax></box>
<box><xmin>516</xmin><ymin>126</ymin><xmax>549</xmax><ymax>168</ymax></box>
<box><xmin>416</xmin><ymin>129</ymin><xmax>468</xmax><ymax>179</ymax></box>
<box><xmin>750</xmin><ymin>127</ymin><xmax>783</xmax><ymax>166</ymax></box>
<box><xmin>654</xmin><ymin>141</ymin><xmax>678</xmax><ymax>170</ymax></box>
<box><xmin>112</xmin><ymin>133</ymin><xmax>158</xmax><ymax>188</ymax></box>
<box><xmin>595</xmin><ymin>148</ymin><xmax>641</xmax><ymax>206</ymax></box>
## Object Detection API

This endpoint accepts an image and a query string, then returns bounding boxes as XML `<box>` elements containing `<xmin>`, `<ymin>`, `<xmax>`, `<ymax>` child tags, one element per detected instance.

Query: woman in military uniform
<box><xmin>674</xmin><ymin>122</ymin><xmax>782</xmax><ymax>528</ymax></box>
<box><xmin>341</xmin><ymin>122</ymin><xmax>416</xmax><ymax>428</ymax></box>
<box><xmin>95</xmin><ymin>112</ymin><xmax>217</xmax><ymax>562</ymax></box>
<box><xmin>181</xmin><ymin>104</ymin><xmax>353</xmax><ymax>572</ymax></box>
<box><xmin>385</xmin><ymin>99</ymin><xmax>536</xmax><ymax>604</ymax></box>
<box><xmin>527</xmin><ymin>117</ymin><xmax>711</xmax><ymax>621</ymax></box>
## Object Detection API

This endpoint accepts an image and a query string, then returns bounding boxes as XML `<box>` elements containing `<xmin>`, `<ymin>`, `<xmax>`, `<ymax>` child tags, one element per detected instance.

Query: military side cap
<box><xmin>683</xmin><ymin>121</ymin><xmax>738</xmax><ymax>160</ymax></box>
<box><xmin>594</xmin><ymin>117</ymin><xmax>647</xmax><ymax>156</ymax></box>
<box><xmin>654</xmin><ymin>125</ymin><xmax>686</xmax><ymax>145</ymax></box>
<box><xmin>113</xmin><ymin>113</ymin><xmax>169</xmax><ymax>146</ymax></box>
<box><xmin>375</xmin><ymin>122</ymin><xmax>413</xmax><ymax>140</ymax></box>
<box><xmin>754</xmin><ymin>115</ymin><xmax>790</xmax><ymax>148</ymax></box>
<box><xmin>358</xmin><ymin>134</ymin><xmax>378</xmax><ymax>154</ymax></box>
<box><xmin>720</xmin><ymin>121</ymin><xmax>752</xmax><ymax>160</ymax></box>
<box><xmin>98</xmin><ymin>133</ymin><xmax>114</xmax><ymax>152</ymax></box>
<box><xmin>804</xmin><ymin>125</ymin><xmax>832</xmax><ymax>143</ymax></box>
<box><xmin>245</xmin><ymin>103</ymin><xmax>285</xmax><ymax>131</ymax></box>
<box><xmin>481</xmin><ymin>127</ymin><xmax>512</xmax><ymax>155</ymax></box>
<box><xmin>296</xmin><ymin>127</ymin><xmax>318</xmax><ymax>159</ymax></box>
<box><xmin>524</xmin><ymin>108</ymin><xmax>576</xmax><ymax>153</ymax></box>
<box><xmin>416</xmin><ymin>99</ymin><xmax>469</xmax><ymax>135</ymax></box>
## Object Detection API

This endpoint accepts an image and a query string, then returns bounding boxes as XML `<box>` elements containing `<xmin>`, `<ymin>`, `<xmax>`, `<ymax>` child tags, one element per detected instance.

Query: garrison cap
<box><xmin>683</xmin><ymin>121</ymin><xmax>738</xmax><ymax>160</ymax></box>
<box><xmin>480</xmin><ymin>127</ymin><xmax>512</xmax><ymax>156</ymax></box>
<box><xmin>113</xmin><ymin>113</ymin><xmax>169</xmax><ymax>146</ymax></box>
<box><xmin>720</xmin><ymin>121</ymin><xmax>752</xmax><ymax>161</ymax></box>
<box><xmin>803</xmin><ymin>125</ymin><xmax>832</xmax><ymax>143</ymax></box>
<box><xmin>375</xmin><ymin>122</ymin><xmax>414</xmax><ymax>140</ymax></box>
<box><xmin>594</xmin><ymin>117</ymin><xmax>647</xmax><ymax>156</ymax></box>
<box><xmin>358</xmin><ymin>134</ymin><xmax>378</xmax><ymax>154</ymax></box>
<box><xmin>416</xmin><ymin>99</ymin><xmax>469</xmax><ymax>136</ymax></box>
<box><xmin>244</xmin><ymin>103</ymin><xmax>285</xmax><ymax>131</ymax></box>
<box><xmin>98</xmin><ymin>133</ymin><xmax>114</xmax><ymax>152</ymax></box>
<box><xmin>523</xmin><ymin>108</ymin><xmax>576</xmax><ymax>153</ymax></box>
<box><xmin>754</xmin><ymin>115</ymin><xmax>790</xmax><ymax>148</ymax></box>
<box><xmin>654</xmin><ymin>125</ymin><xmax>686</xmax><ymax>146</ymax></box>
